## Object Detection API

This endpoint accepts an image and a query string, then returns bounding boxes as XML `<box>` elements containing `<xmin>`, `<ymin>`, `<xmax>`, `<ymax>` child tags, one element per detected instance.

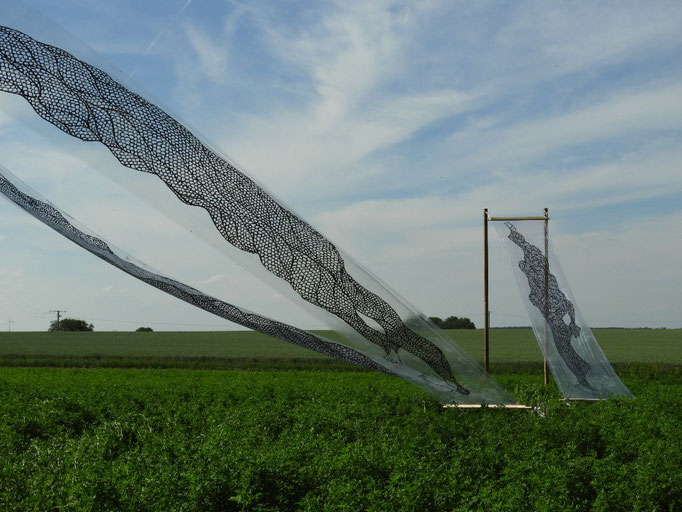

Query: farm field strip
<box><xmin>1</xmin><ymin>365</ymin><xmax>680</xmax><ymax>511</ymax></box>
<box><xmin>0</xmin><ymin>329</ymin><xmax>679</xmax><ymax>366</ymax></box>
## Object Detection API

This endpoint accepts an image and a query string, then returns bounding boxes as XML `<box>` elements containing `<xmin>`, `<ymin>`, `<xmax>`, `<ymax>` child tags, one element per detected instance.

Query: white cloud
<box><xmin>553</xmin><ymin>213</ymin><xmax>682</xmax><ymax>327</ymax></box>
<box><xmin>219</xmin><ymin>2</ymin><xmax>477</xmax><ymax>199</ymax></box>
<box><xmin>514</xmin><ymin>1</ymin><xmax>682</xmax><ymax>76</ymax></box>
<box><xmin>448</xmin><ymin>82</ymin><xmax>682</xmax><ymax>173</ymax></box>
<box><xmin>184</xmin><ymin>23</ymin><xmax>229</xmax><ymax>84</ymax></box>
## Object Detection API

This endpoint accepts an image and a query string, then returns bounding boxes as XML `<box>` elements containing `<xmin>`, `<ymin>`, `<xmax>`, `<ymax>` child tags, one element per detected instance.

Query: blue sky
<box><xmin>0</xmin><ymin>0</ymin><xmax>680</xmax><ymax>331</ymax></box>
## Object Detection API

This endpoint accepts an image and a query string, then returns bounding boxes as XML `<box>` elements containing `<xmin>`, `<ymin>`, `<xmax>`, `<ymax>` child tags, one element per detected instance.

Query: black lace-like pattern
<box><xmin>0</xmin><ymin>26</ymin><xmax>468</xmax><ymax>394</ymax></box>
<box><xmin>0</xmin><ymin>172</ymin><xmax>392</xmax><ymax>372</ymax></box>
<box><xmin>506</xmin><ymin>223</ymin><xmax>592</xmax><ymax>387</ymax></box>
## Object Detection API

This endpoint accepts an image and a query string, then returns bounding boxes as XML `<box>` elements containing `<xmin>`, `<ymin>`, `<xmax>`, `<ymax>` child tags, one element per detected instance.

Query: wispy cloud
<box><xmin>447</xmin><ymin>82</ymin><xmax>682</xmax><ymax>174</ymax></box>
<box><xmin>183</xmin><ymin>23</ymin><xmax>229</xmax><ymax>84</ymax></box>
<box><xmin>218</xmin><ymin>2</ymin><xmax>477</xmax><ymax>198</ymax></box>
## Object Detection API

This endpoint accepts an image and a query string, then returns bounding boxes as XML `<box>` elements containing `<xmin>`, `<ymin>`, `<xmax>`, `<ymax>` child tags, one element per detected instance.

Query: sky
<box><xmin>0</xmin><ymin>0</ymin><xmax>680</xmax><ymax>332</ymax></box>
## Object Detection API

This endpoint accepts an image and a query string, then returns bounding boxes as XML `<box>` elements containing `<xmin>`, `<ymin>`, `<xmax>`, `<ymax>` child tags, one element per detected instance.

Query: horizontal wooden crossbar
<box><xmin>487</xmin><ymin>216</ymin><xmax>548</xmax><ymax>221</ymax></box>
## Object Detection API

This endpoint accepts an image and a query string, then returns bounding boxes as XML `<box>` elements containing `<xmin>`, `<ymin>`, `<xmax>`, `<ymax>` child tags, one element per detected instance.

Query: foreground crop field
<box><xmin>1</xmin><ymin>366</ymin><xmax>681</xmax><ymax>511</ymax></box>
<box><xmin>0</xmin><ymin>330</ymin><xmax>680</xmax><ymax>510</ymax></box>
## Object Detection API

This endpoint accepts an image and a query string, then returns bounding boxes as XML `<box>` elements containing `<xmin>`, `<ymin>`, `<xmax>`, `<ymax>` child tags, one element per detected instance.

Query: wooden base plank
<box><xmin>443</xmin><ymin>403</ymin><xmax>532</xmax><ymax>410</ymax></box>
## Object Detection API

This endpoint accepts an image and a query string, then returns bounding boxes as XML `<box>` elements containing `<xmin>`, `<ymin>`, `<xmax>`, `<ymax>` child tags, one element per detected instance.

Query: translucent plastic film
<box><xmin>494</xmin><ymin>221</ymin><xmax>633</xmax><ymax>399</ymax></box>
<box><xmin>0</xmin><ymin>7</ymin><xmax>514</xmax><ymax>404</ymax></box>
<box><xmin>0</xmin><ymin>164</ymin><xmax>393</xmax><ymax>374</ymax></box>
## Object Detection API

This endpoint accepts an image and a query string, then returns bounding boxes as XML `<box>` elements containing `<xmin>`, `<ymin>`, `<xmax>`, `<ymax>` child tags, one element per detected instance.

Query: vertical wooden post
<box><xmin>543</xmin><ymin>207</ymin><xmax>549</xmax><ymax>386</ymax></box>
<box><xmin>483</xmin><ymin>208</ymin><xmax>489</xmax><ymax>373</ymax></box>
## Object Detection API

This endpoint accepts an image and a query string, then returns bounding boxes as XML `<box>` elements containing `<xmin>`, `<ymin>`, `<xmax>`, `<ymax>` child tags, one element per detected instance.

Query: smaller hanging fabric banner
<box><xmin>494</xmin><ymin>221</ymin><xmax>633</xmax><ymax>399</ymax></box>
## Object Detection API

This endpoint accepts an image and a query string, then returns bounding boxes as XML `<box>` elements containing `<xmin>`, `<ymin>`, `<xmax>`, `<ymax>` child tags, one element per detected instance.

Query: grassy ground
<box><xmin>0</xmin><ymin>330</ymin><xmax>331</xmax><ymax>359</ymax></box>
<box><xmin>1</xmin><ymin>365</ymin><xmax>680</xmax><ymax>511</ymax></box>
<box><xmin>1</xmin><ymin>329</ymin><xmax>680</xmax><ymax>510</ymax></box>
<box><xmin>0</xmin><ymin>329</ymin><xmax>678</xmax><ymax>369</ymax></box>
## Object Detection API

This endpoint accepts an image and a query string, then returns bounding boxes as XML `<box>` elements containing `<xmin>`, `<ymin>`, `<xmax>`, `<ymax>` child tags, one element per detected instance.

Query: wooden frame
<box><xmin>483</xmin><ymin>208</ymin><xmax>550</xmax><ymax>385</ymax></box>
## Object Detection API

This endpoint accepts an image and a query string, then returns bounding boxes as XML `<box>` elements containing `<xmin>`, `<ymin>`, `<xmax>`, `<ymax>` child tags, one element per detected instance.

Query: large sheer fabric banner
<box><xmin>0</xmin><ymin>4</ymin><xmax>514</xmax><ymax>405</ymax></box>
<box><xmin>0</xmin><ymin>166</ymin><xmax>394</xmax><ymax>374</ymax></box>
<box><xmin>494</xmin><ymin>221</ymin><xmax>633</xmax><ymax>399</ymax></box>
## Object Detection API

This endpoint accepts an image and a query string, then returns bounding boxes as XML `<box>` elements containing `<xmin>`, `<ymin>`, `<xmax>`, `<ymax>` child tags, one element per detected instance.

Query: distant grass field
<box><xmin>0</xmin><ymin>329</ymin><xmax>678</xmax><ymax>370</ymax></box>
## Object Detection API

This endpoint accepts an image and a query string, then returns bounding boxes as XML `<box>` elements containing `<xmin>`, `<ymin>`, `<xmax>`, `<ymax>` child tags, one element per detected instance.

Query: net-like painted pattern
<box><xmin>0</xmin><ymin>172</ymin><xmax>391</xmax><ymax>373</ymax></box>
<box><xmin>505</xmin><ymin>223</ymin><xmax>592</xmax><ymax>387</ymax></box>
<box><xmin>0</xmin><ymin>26</ymin><xmax>468</xmax><ymax>393</ymax></box>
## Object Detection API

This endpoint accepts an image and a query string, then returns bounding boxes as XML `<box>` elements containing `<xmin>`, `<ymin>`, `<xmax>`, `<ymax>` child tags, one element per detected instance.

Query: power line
<box><xmin>0</xmin><ymin>286</ymin><xmax>47</xmax><ymax>315</ymax></box>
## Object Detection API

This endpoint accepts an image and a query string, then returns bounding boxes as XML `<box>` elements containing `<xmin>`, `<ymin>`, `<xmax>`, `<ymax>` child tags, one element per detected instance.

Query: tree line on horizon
<box><xmin>47</xmin><ymin>315</ymin><xmax>478</xmax><ymax>332</ymax></box>
<box><xmin>47</xmin><ymin>318</ymin><xmax>156</xmax><ymax>332</ymax></box>
<box><xmin>429</xmin><ymin>316</ymin><xmax>476</xmax><ymax>329</ymax></box>
<box><xmin>48</xmin><ymin>318</ymin><xmax>93</xmax><ymax>332</ymax></box>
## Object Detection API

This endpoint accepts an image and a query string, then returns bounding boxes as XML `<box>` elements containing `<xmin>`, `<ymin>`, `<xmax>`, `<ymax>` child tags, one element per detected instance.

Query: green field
<box><xmin>0</xmin><ymin>328</ymin><xmax>678</xmax><ymax>369</ymax></box>
<box><xmin>1</xmin><ymin>329</ymin><xmax>680</xmax><ymax>510</ymax></box>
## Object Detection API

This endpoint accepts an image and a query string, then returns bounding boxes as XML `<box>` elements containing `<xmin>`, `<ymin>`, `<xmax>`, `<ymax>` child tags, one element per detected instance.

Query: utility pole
<box><xmin>49</xmin><ymin>310</ymin><xmax>67</xmax><ymax>330</ymax></box>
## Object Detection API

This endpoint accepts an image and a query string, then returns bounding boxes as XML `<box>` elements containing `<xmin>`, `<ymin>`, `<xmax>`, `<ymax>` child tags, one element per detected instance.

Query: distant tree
<box><xmin>48</xmin><ymin>318</ymin><xmax>94</xmax><ymax>332</ymax></box>
<box><xmin>136</xmin><ymin>327</ymin><xmax>154</xmax><ymax>332</ymax></box>
<box><xmin>441</xmin><ymin>316</ymin><xmax>476</xmax><ymax>329</ymax></box>
<box><xmin>429</xmin><ymin>316</ymin><xmax>444</xmax><ymax>328</ymax></box>
<box><xmin>428</xmin><ymin>316</ymin><xmax>476</xmax><ymax>329</ymax></box>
